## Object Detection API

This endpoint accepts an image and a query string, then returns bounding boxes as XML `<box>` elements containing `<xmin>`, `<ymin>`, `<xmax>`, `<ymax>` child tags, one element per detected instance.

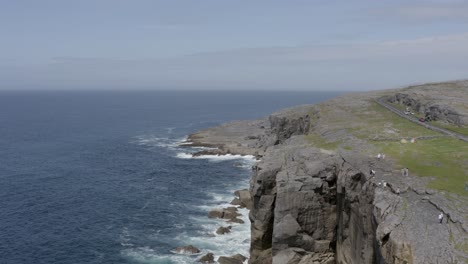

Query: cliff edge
<box><xmin>186</xmin><ymin>80</ymin><xmax>468</xmax><ymax>264</ymax></box>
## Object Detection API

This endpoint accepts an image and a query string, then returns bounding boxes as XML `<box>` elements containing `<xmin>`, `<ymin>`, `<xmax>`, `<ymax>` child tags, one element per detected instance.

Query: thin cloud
<box><xmin>397</xmin><ymin>6</ymin><xmax>468</xmax><ymax>21</ymax></box>
<box><xmin>2</xmin><ymin>33</ymin><xmax>468</xmax><ymax>90</ymax></box>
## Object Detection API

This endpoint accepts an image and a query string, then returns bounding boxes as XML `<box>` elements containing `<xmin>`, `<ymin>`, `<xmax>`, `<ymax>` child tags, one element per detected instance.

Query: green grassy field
<box><xmin>387</xmin><ymin>101</ymin><xmax>468</xmax><ymax>136</ymax></box>
<box><xmin>352</xmin><ymin>102</ymin><xmax>438</xmax><ymax>140</ymax></box>
<box><xmin>376</xmin><ymin>137</ymin><xmax>468</xmax><ymax>196</ymax></box>
<box><xmin>431</xmin><ymin>122</ymin><xmax>468</xmax><ymax>136</ymax></box>
<box><xmin>309</xmin><ymin>99</ymin><xmax>468</xmax><ymax>196</ymax></box>
<box><xmin>370</xmin><ymin>102</ymin><xmax>467</xmax><ymax>196</ymax></box>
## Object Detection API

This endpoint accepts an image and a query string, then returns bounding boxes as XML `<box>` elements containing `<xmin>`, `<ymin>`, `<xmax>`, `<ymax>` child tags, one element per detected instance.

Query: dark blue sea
<box><xmin>0</xmin><ymin>90</ymin><xmax>341</xmax><ymax>264</ymax></box>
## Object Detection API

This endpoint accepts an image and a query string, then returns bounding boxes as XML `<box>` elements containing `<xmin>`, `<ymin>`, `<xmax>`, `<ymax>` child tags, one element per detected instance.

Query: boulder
<box><xmin>230</xmin><ymin>197</ymin><xmax>243</xmax><ymax>206</ymax></box>
<box><xmin>217</xmin><ymin>256</ymin><xmax>243</xmax><ymax>264</ymax></box>
<box><xmin>208</xmin><ymin>209</ymin><xmax>224</xmax><ymax>219</ymax></box>
<box><xmin>227</xmin><ymin>217</ymin><xmax>245</xmax><ymax>224</ymax></box>
<box><xmin>198</xmin><ymin>253</ymin><xmax>215</xmax><ymax>263</ymax></box>
<box><xmin>208</xmin><ymin>208</ymin><xmax>241</xmax><ymax>220</ymax></box>
<box><xmin>172</xmin><ymin>245</ymin><xmax>200</xmax><ymax>255</ymax></box>
<box><xmin>234</xmin><ymin>189</ymin><xmax>252</xmax><ymax>209</ymax></box>
<box><xmin>231</xmin><ymin>253</ymin><xmax>247</xmax><ymax>262</ymax></box>
<box><xmin>216</xmin><ymin>226</ymin><xmax>232</xmax><ymax>235</ymax></box>
<box><xmin>272</xmin><ymin>248</ymin><xmax>306</xmax><ymax>264</ymax></box>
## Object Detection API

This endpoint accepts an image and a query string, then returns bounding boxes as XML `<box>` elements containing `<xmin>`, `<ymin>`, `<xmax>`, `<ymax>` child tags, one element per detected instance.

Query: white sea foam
<box><xmin>122</xmin><ymin>247</ymin><xmax>194</xmax><ymax>264</ymax></box>
<box><xmin>124</xmin><ymin>137</ymin><xmax>253</xmax><ymax>263</ymax></box>
<box><xmin>174</xmin><ymin>209</ymin><xmax>252</xmax><ymax>258</ymax></box>
<box><xmin>132</xmin><ymin>135</ymin><xmax>187</xmax><ymax>150</ymax></box>
<box><xmin>175</xmin><ymin>152</ymin><xmax>193</xmax><ymax>159</ymax></box>
<box><xmin>175</xmin><ymin>153</ymin><xmax>256</xmax><ymax>162</ymax></box>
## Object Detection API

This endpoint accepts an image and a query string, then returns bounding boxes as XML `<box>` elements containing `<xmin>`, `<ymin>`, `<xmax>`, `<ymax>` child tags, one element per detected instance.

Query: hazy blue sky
<box><xmin>1</xmin><ymin>0</ymin><xmax>468</xmax><ymax>90</ymax></box>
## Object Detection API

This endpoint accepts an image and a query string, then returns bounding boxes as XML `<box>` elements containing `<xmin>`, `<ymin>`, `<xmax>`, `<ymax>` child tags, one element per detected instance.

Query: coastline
<box><xmin>172</xmin><ymin>145</ymin><xmax>257</xmax><ymax>263</ymax></box>
<box><xmin>182</xmin><ymin>81</ymin><xmax>468</xmax><ymax>264</ymax></box>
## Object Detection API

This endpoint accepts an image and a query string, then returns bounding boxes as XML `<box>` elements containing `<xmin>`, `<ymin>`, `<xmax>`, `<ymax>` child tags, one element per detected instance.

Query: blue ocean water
<box><xmin>0</xmin><ymin>90</ymin><xmax>342</xmax><ymax>264</ymax></box>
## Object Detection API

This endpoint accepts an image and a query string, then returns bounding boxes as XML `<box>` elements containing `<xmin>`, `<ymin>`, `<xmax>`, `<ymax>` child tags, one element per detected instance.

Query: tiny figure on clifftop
<box><xmin>438</xmin><ymin>212</ymin><xmax>444</xmax><ymax>224</ymax></box>
<box><xmin>377</xmin><ymin>153</ymin><xmax>382</xmax><ymax>160</ymax></box>
<box><xmin>401</xmin><ymin>168</ymin><xmax>409</xmax><ymax>177</ymax></box>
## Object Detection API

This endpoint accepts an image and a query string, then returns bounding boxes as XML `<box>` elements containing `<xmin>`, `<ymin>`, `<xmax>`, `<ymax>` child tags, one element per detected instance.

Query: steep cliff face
<box><xmin>248</xmin><ymin>104</ymin><xmax>467</xmax><ymax>264</ymax></box>
<box><xmin>249</xmin><ymin>143</ymin><xmax>393</xmax><ymax>264</ymax></box>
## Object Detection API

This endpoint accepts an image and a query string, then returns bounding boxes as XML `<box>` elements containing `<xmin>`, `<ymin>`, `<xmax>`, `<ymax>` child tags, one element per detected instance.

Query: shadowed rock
<box><xmin>197</xmin><ymin>253</ymin><xmax>215</xmax><ymax>263</ymax></box>
<box><xmin>218</xmin><ymin>255</ymin><xmax>244</xmax><ymax>264</ymax></box>
<box><xmin>216</xmin><ymin>226</ymin><xmax>232</xmax><ymax>235</ymax></box>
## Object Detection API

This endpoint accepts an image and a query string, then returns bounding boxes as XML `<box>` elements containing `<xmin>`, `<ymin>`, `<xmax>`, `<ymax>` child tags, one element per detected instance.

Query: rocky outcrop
<box><xmin>268</xmin><ymin>106</ymin><xmax>311</xmax><ymax>145</ymax></box>
<box><xmin>218</xmin><ymin>254</ymin><xmax>247</xmax><ymax>264</ymax></box>
<box><xmin>208</xmin><ymin>207</ymin><xmax>241</xmax><ymax>220</ymax></box>
<box><xmin>216</xmin><ymin>226</ymin><xmax>232</xmax><ymax>235</ymax></box>
<box><xmin>234</xmin><ymin>189</ymin><xmax>253</xmax><ymax>209</ymax></box>
<box><xmin>172</xmin><ymin>245</ymin><xmax>200</xmax><ymax>255</ymax></box>
<box><xmin>198</xmin><ymin>253</ymin><xmax>215</xmax><ymax>263</ymax></box>
<box><xmin>388</xmin><ymin>92</ymin><xmax>467</xmax><ymax>126</ymax></box>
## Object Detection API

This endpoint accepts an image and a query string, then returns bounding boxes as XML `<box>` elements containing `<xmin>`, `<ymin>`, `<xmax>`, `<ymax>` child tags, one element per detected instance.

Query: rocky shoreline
<box><xmin>171</xmin><ymin>148</ymin><xmax>256</xmax><ymax>263</ymax></box>
<box><xmin>181</xmin><ymin>81</ymin><xmax>468</xmax><ymax>264</ymax></box>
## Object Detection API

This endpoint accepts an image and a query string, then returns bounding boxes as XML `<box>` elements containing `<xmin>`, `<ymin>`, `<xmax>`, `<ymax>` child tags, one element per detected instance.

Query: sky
<box><xmin>1</xmin><ymin>0</ymin><xmax>468</xmax><ymax>91</ymax></box>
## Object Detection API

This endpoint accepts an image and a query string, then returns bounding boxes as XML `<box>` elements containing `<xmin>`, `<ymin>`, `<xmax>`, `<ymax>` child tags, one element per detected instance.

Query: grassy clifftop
<box><xmin>305</xmin><ymin>81</ymin><xmax>468</xmax><ymax>196</ymax></box>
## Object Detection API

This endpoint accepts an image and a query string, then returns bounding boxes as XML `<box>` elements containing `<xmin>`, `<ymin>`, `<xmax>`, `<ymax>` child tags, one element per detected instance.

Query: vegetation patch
<box><xmin>375</xmin><ymin>137</ymin><xmax>468</xmax><ymax>196</ymax></box>
<box><xmin>305</xmin><ymin>132</ymin><xmax>341</xmax><ymax>150</ymax></box>
<box><xmin>351</xmin><ymin>101</ymin><xmax>438</xmax><ymax>140</ymax></box>
<box><xmin>430</xmin><ymin>122</ymin><xmax>468</xmax><ymax>136</ymax></box>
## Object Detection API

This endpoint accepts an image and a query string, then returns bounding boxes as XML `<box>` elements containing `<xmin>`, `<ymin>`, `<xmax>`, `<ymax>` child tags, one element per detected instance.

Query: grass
<box><xmin>305</xmin><ymin>132</ymin><xmax>341</xmax><ymax>150</ymax></box>
<box><xmin>387</xmin><ymin>101</ymin><xmax>468</xmax><ymax>136</ymax></box>
<box><xmin>309</xmin><ymin>99</ymin><xmax>468</xmax><ymax>195</ymax></box>
<box><xmin>455</xmin><ymin>240</ymin><xmax>468</xmax><ymax>253</ymax></box>
<box><xmin>430</xmin><ymin>122</ymin><xmax>468</xmax><ymax>136</ymax></box>
<box><xmin>351</xmin><ymin>101</ymin><xmax>438</xmax><ymax>140</ymax></box>
<box><xmin>375</xmin><ymin>137</ymin><xmax>468</xmax><ymax>196</ymax></box>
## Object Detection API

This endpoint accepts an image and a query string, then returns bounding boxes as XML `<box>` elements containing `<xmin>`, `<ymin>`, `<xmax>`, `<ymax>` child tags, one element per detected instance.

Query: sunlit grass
<box><xmin>376</xmin><ymin>137</ymin><xmax>468</xmax><ymax>196</ymax></box>
<box><xmin>351</xmin><ymin>101</ymin><xmax>438</xmax><ymax>140</ymax></box>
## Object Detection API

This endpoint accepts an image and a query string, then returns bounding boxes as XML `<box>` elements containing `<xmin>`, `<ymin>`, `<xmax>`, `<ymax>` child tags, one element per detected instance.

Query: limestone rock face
<box><xmin>249</xmin><ymin>140</ymin><xmax>467</xmax><ymax>264</ymax></box>
<box><xmin>268</xmin><ymin>106</ymin><xmax>311</xmax><ymax>145</ymax></box>
<box><xmin>248</xmin><ymin>147</ymin><xmax>386</xmax><ymax>264</ymax></box>
<box><xmin>235</xmin><ymin>189</ymin><xmax>253</xmax><ymax>209</ymax></box>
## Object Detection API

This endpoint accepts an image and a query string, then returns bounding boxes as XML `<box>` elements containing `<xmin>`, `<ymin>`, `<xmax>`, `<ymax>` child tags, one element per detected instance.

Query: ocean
<box><xmin>0</xmin><ymin>90</ymin><xmax>342</xmax><ymax>264</ymax></box>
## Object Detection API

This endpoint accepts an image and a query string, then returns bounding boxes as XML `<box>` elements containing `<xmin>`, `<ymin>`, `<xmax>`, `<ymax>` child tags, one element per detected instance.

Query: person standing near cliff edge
<box><xmin>438</xmin><ymin>212</ymin><xmax>444</xmax><ymax>224</ymax></box>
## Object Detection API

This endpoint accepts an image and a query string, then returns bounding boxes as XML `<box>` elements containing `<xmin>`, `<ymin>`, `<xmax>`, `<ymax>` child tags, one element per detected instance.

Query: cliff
<box><xmin>186</xmin><ymin>81</ymin><xmax>468</xmax><ymax>264</ymax></box>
